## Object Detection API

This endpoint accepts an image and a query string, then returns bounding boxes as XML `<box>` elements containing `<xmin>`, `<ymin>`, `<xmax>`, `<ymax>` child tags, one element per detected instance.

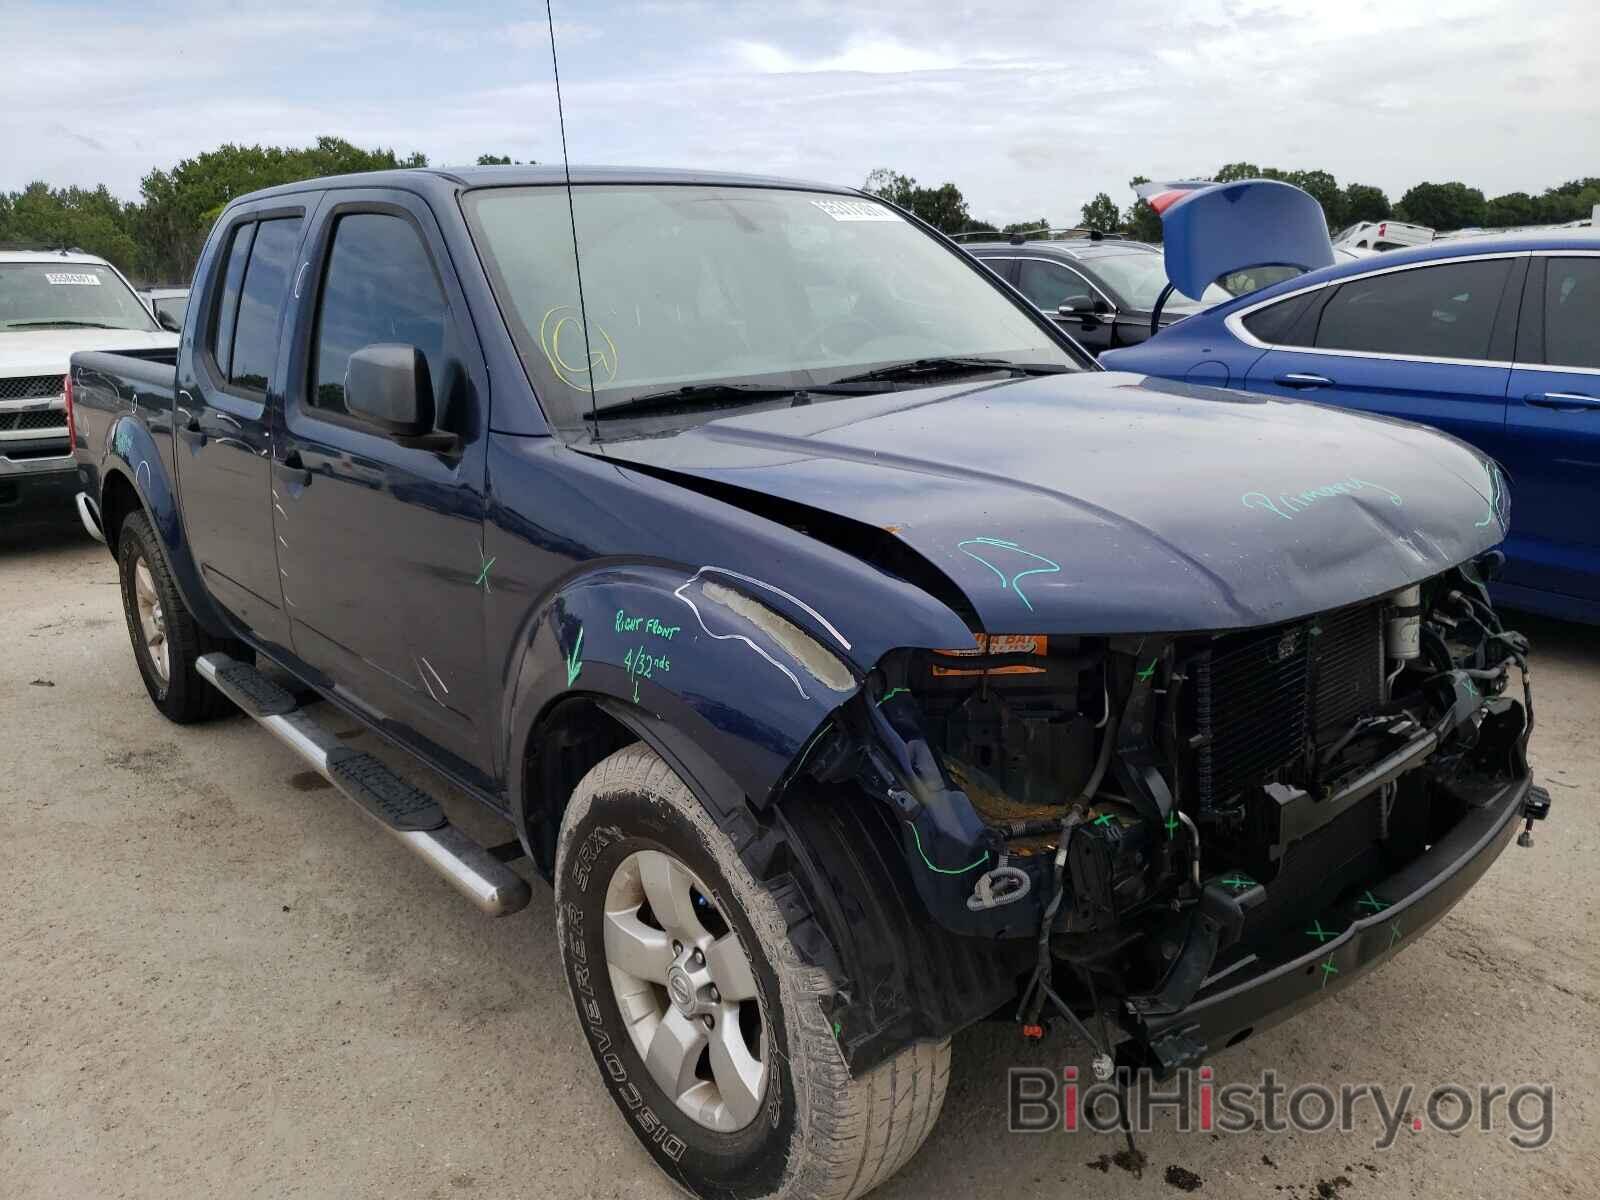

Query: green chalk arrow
<box><xmin>565</xmin><ymin>627</ymin><xmax>584</xmax><ymax>687</ymax></box>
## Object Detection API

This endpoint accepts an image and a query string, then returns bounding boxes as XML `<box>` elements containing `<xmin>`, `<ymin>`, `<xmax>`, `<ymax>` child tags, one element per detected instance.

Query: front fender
<box><xmin>504</xmin><ymin>561</ymin><xmax>862</xmax><ymax>820</ymax></box>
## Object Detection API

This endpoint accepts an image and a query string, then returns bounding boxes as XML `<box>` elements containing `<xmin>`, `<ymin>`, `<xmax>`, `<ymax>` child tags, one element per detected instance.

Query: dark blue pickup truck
<box><xmin>69</xmin><ymin>166</ymin><xmax>1548</xmax><ymax>1200</ymax></box>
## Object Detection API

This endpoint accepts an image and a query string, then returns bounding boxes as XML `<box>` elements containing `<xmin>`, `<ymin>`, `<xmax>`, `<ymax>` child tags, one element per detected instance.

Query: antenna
<box><xmin>546</xmin><ymin>0</ymin><xmax>599</xmax><ymax>437</ymax></box>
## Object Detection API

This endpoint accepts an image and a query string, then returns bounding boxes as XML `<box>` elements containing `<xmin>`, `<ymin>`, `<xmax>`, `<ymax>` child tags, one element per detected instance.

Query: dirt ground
<box><xmin>2</xmin><ymin>508</ymin><xmax>1596</xmax><ymax>1200</ymax></box>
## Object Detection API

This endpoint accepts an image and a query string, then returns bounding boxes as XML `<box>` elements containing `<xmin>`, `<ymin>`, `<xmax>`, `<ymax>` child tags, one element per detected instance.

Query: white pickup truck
<box><xmin>1</xmin><ymin>250</ymin><xmax>176</xmax><ymax>515</ymax></box>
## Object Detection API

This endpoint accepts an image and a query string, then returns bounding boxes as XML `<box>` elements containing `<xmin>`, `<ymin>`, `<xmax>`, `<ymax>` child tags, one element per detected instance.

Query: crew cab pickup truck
<box><xmin>1</xmin><ymin>249</ymin><xmax>174</xmax><ymax>514</ymax></box>
<box><xmin>71</xmin><ymin>166</ymin><xmax>1549</xmax><ymax>1200</ymax></box>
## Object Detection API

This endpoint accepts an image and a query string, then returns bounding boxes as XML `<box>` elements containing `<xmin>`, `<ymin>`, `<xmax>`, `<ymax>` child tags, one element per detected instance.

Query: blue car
<box><xmin>1103</xmin><ymin>231</ymin><xmax>1600</xmax><ymax>623</ymax></box>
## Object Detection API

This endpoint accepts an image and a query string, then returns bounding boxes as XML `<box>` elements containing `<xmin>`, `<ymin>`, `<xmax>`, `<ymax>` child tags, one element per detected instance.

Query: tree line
<box><xmin>2</xmin><ymin>136</ymin><xmax>1593</xmax><ymax>283</ymax></box>
<box><xmin>865</xmin><ymin>162</ymin><xmax>1600</xmax><ymax>242</ymax></box>
<box><xmin>0</xmin><ymin>137</ymin><xmax>524</xmax><ymax>284</ymax></box>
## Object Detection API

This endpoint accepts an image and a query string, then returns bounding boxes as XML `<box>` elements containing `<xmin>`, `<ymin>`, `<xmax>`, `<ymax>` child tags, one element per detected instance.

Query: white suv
<box><xmin>0</xmin><ymin>250</ymin><xmax>177</xmax><ymax>514</ymax></box>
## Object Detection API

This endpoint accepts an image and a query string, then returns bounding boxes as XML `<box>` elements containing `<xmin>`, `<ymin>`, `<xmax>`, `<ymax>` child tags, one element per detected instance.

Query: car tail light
<box><xmin>63</xmin><ymin>370</ymin><xmax>76</xmax><ymax>447</ymax></box>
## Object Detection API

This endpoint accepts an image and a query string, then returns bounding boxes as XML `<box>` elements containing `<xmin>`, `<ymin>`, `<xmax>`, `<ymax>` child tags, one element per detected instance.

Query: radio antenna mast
<box><xmin>545</xmin><ymin>0</ymin><xmax>598</xmax><ymax>438</ymax></box>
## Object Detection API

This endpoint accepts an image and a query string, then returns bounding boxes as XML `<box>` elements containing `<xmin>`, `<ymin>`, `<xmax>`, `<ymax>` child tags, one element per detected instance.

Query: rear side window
<box><xmin>1541</xmin><ymin>257</ymin><xmax>1600</xmax><ymax>369</ymax></box>
<box><xmin>1240</xmin><ymin>291</ymin><xmax>1314</xmax><ymax>343</ymax></box>
<box><xmin>229</xmin><ymin>218</ymin><xmax>302</xmax><ymax>392</ymax></box>
<box><xmin>309</xmin><ymin>213</ymin><xmax>448</xmax><ymax>416</ymax></box>
<box><xmin>1315</xmin><ymin>259</ymin><xmax>1512</xmax><ymax>361</ymax></box>
<box><xmin>209</xmin><ymin>224</ymin><xmax>254</xmax><ymax>379</ymax></box>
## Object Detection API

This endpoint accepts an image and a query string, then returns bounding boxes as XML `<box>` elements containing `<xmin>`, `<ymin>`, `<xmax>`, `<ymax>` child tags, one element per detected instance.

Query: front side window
<box><xmin>1016</xmin><ymin>260</ymin><xmax>1095</xmax><ymax>310</ymax></box>
<box><xmin>1315</xmin><ymin>259</ymin><xmax>1512</xmax><ymax>361</ymax></box>
<box><xmin>1541</xmin><ymin>257</ymin><xmax>1600</xmax><ymax>369</ymax></box>
<box><xmin>310</xmin><ymin>213</ymin><xmax>448</xmax><ymax>416</ymax></box>
<box><xmin>462</xmin><ymin>185</ymin><xmax>1077</xmax><ymax>438</ymax></box>
<box><xmin>229</xmin><ymin>217</ymin><xmax>302</xmax><ymax>392</ymax></box>
<box><xmin>0</xmin><ymin>261</ymin><xmax>160</xmax><ymax>333</ymax></box>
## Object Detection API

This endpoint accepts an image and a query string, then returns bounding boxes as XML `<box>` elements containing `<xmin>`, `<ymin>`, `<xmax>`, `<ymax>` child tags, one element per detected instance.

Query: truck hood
<box><xmin>598</xmin><ymin>371</ymin><xmax>1507</xmax><ymax>635</ymax></box>
<box><xmin>0</xmin><ymin>329</ymin><xmax>176</xmax><ymax>377</ymax></box>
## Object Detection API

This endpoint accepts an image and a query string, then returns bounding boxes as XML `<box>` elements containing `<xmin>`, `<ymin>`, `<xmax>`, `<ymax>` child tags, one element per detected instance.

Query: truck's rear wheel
<box><xmin>555</xmin><ymin>744</ymin><xmax>949</xmax><ymax>1200</ymax></box>
<box><xmin>116</xmin><ymin>510</ymin><xmax>238</xmax><ymax>723</ymax></box>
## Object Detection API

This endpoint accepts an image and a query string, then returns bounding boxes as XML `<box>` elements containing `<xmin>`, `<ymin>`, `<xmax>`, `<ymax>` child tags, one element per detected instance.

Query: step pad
<box><xmin>212</xmin><ymin>659</ymin><xmax>298</xmax><ymax>717</ymax></box>
<box><xmin>326</xmin><ymin>747</ymin><xmax>446</xmax><ymax>832</ymax></box>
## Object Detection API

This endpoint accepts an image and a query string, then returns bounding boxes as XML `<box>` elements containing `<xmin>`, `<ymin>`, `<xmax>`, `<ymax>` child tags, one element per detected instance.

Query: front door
<box><xmin>175</xmin><ymin>205</ymin><xmax>308</xmax><ymax>647</ymax></box>
<box><xmin>272</xmin><ymin>190</ymin><xmax>493</xmax><ymax>780</ymax></box>
<box><xmin>1014</xmin><ymin>257</ymin><xmax>1116</xmax><ymax>355</ymax></box>
<box><xmin>1501</xmin><ymin>253</ymin><xmax>1600</xmax><ymax>606</ymax></box>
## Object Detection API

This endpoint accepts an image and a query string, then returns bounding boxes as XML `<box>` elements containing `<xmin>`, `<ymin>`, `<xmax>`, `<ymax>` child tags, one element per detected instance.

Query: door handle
<box><xmin>1274</xmin><ymin>372</ymin><xmax>1333</xmax><ymax>389</ymax></box>
<box><xmin>274</xmin><ymin>450</ymin><xmax>312</xmax><ymax>486</ymax></box>
<box><xmin>1525</xmin><ymin>391</ymin><xmax>1600</xmax><ymax>410</ymax></box>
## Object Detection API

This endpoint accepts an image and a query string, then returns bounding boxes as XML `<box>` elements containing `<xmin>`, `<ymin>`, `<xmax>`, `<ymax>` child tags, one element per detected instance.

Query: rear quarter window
<box><xmin>1240</xmin><ymin>291</ymin><xmax>1315</xmax><ymax>344</ymax></box>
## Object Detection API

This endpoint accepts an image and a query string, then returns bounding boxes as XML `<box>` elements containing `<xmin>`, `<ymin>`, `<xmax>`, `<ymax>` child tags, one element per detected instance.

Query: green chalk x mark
<box><xmin>877</xmin><ymin>687</ymin><xmax>909</xmax><ymax>707</ymax></box>
<box><xmin>1319</xmin><ymin>956</ymin><xmax>1339</xmax><ymax>989</ymax></box>
<box><xmin>1165</xmin><ymin>812</ymin><xmax>1181</xmax><ymax>839</ymax></box>
<box><xmin>907</xmin><ymin>822</ymin><xmax>989</xmax><ymax>876</ymax></box>
<box><xmin>1221</xmin><ymin>874</ymin><xmax>1253</xmax><ymax>891</ymax></box>
<box><xmin>1093</xmin><ymin>813</ymin><xmax>1115</xmax><ymax>828</ymax></box>
<box><xmin>1358</xmin><ymin>891</ymin><xmax>1389</xmax><ymax>913</ymax></box>
<box><xmin>1306</xmin><ymin>919</ymin><xmax>1336</xmax><ymax>943</ymax></box>
<box><xmin>1389</xmin><ymin>922</ymin><xmax>1402</xmax><ymax>948</ymax></box>
<box><xmin>833</xmin><ymin>1020</ymin><xmax>842</xmax><ymax>1038</ymax></box>
<box><xmin>565</xmin><ymin>626</ymin><xmax>584</xmax><ymax>687</ymax></box>
<box><xmin>1136</xmin><ymin>660</ymin><xmax>1157</xmax><ymax>683</ymax></box>
<box><xmin>474</xmin><ymin>543</ymin><xmax>497</xmax><ymax>593</ymax></box>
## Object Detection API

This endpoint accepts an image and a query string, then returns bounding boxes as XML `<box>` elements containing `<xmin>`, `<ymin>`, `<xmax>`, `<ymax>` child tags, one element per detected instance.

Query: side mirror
<box><xmin>1057</xmin><ymin>294</ymin><xmax>1098</xmax><ymax>316</ymax></box>
<box><xmin>345</xmin><ymin>343</ymin><xmax>435</xmax><ymax>438</ymax></box>
<box><xmin>155</xmin><ymin>309</ymin><xmax>182</xmax><ymax>333</ymax></box>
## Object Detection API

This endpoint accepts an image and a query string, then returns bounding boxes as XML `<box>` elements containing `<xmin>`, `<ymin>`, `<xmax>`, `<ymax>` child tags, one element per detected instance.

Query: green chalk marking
<box><xmin>833</xmin><ymin>1020</ymin><xmax>842</xmax><ymax>1038</ymax></box>
<box><xmin>1136</xmin><ymin>660</ymin><xmax>1157</xmax><ymax>683</ymax></box>
<box><xmin>955</xmin><ymin>536</ymin><xmax>1062</xmax><ymax>613</ymax></box>
<box><xmin>474</xmin><ymin>544</ymin><xmax>497</xmax><ymax>593</ymax></box>
<box><xmin>565</xmin><ymin>626</ymin><xmax>584</xmax><ymax>687</ymax></box>
<box><xmin>1221</xmin><ymin>874</ymin><xmax>1253</xmax><ymax>891</ymax></box>
<box><xmin>907</xmin><ymin>822</ymin><xmax>989</xmax><ymax>876</ymax></box>
<box><xmin>1165</xmin><ymin>812</ymin><xmax>1181</xmax><ymax>839</ymax></box>
<box><xmin>1389</xmin><ymin>922</ymin><xmax>1402</xmax><ymax>948</ymax></box>
<box><xmin>1306</xmin><ymin>919</ymin><xmax>1335</xmax><ymax>943</ymax></box>
<box><xmin>1093</xmin><ymin>813</ymin><xmax>1115</xmax><ymax>828</ymax></box>
<box><xmin>1319</xmin><ymin>956</ymin><xmax>1339</xmax><ymax>989</ymax></box>
<box><xmin>877</xmin><ymin>687</ymin><xmax>909</xmax><ymax>707</ymax></box>
<box><xmin>1358</xmin><ymin>891</ymin><xmax>1389</xmax><ymax>913</ymax></box>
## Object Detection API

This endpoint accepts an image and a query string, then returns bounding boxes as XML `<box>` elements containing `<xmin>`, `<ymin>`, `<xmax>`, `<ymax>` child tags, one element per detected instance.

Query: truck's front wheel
<box><xmin>116</xmin><ymin>511</ymin><xmax>237</xmax><ymax>723</ymax></box>
<box><xmin>555</xmin><ymin>744</ymin><xmax>949</xmax><ymax>1200</ymax></box>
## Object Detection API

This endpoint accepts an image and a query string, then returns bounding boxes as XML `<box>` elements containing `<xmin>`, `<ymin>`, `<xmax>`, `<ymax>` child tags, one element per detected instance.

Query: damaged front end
<box><xmin>784</xmin><ymin>554</ymin><xmax>1547</xmax><ymax>1074</ymax></box>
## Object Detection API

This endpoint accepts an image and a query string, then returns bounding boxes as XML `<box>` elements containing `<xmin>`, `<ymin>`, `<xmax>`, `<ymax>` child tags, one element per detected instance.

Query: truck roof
<box><xmin>0</xmin><ymin>248</ymin><xmax>114</xmax><ymax>266</ymax></box>
<box><xmin>229</xmin><ymin>164</ymin><xmax>863</xmax><ymax>208</ymax></box>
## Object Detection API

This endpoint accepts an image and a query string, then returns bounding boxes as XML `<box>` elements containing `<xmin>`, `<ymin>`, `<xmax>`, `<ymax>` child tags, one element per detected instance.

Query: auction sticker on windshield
<box><xmin>810</xmin><ymin>199</ymin><xmax>899</xmax><ymax>222</ymax></box>
<box><xmin>44</xmin><ymin>272</ymin><xmax>102</xmax><ymax>285</ymax></box>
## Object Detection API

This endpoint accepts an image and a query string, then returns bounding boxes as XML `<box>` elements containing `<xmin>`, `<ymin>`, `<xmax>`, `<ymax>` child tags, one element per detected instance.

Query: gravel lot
<box><xmin>3</xmin><ymin>509</ymin><xmax>1596</xmax><ymax>1200</ymax></box>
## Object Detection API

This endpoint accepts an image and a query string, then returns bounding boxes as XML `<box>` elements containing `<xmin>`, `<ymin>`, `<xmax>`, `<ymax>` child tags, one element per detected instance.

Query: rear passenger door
<box><xmin>1241</xmin><ymin>255</ymin><xmax>1523</xmax><ymax>460</ymax></box>
<box><xmin>1501</xmin><ymin>252</ymin><xmax>1600</xmax><ymax>604</ymax></box>
<box><xmin>273</xmin><ymin>190</ymin><xmax>494</xmax><ymax>781</ymax></box>
<box><xmin>176</xmin><ymin>203</ymin><xmax>307</xmax><ymax>648</ymax></box>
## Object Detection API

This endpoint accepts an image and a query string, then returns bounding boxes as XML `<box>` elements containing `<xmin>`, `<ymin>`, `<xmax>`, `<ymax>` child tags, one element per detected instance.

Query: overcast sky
<box><xmin>5</xmin><ymin>0</ymin><xmax>1597</xmax><ymax>224</ymax></box>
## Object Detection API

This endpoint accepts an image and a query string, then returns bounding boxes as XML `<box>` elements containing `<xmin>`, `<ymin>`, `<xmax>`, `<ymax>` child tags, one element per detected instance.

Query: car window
<box><xmin>229</xmin><ymin>217</ymin><xmax>302</xmax><ymax>392</ymax></box>
<box><xmin>1315</xmin><ymin>259</ymin><xmax>1512</xmax><ymax>361</ymax></box>
<box><xmin>1241</xmin><ymin>292</ymin><xmax>1316</xmax><ymax>344</ymax></box>
<box><xmin>209</xmin><ymin>224</ymin><xmax>254</xmax><ymax>379</ymax></box>
<box><xmin>1541</xmin><ymin>257</ymin><xmax>1600</xmax><ymax>369</ymax></box>
<box><xmin>154</xmin><ymin>295</ymin><xmax>188</xmax><ymax>326</ymax></box>
<box><xmin>1016</xmin><ymin>259</ymin><xmax>1094</xmax><ymax>310</ymax></box>
<box><xmin>0</xmin><ymin>261</ymin><xmax>160</xmax><ymax>333</ymax></box>
<box><xmin>310</xmin><ymin>212</ymin><xmax>448</xmax><ymax>417</ymax></box>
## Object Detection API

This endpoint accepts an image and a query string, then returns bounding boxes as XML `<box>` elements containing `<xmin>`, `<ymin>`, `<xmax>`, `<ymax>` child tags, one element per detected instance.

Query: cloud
<box><xmin>729</xmin><ymin>34</ymin><xmax>961</xmax><ymax>75</ymax></box>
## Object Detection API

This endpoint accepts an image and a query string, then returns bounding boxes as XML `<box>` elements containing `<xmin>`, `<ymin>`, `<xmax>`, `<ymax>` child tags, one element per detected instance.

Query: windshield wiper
<box><xmin>5</xmin><ymin>320</ymin><xmax>121</xmax><ymax>330</ymax></box>
<box><xmin>593</xmin><ymin>380</ymin><xmax>885</xmax><ymax>421</ymax></box>
<box><xmin>830</xmin><ymin>356</ymin><xmax>1072</xmax><ymax>385</ymax></box>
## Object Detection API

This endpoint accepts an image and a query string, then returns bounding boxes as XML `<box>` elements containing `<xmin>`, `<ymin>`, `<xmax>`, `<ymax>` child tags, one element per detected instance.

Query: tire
<box><xmin>555</xmin><ymin>745</ymin><xmax>950</xmax><ymax>1200</ymax></box>
<box><xmin>116</xmin><ymin>510</ymin><xmax>240</xmax><ymax>723</ymax></box>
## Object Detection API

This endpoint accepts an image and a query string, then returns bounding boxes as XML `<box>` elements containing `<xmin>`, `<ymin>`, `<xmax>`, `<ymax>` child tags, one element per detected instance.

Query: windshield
<box><xmin>463</xmin><ymin>185</ymin><xmax>1079</xmax><ymax>436</ymax></box>
<box><xmin>1086</xmin><ymin>252</ymin><xmax>1232</xmax><ymax>311</ymax></box>
<box><xmin>0</xmin><ymin>262</ymin><xmax>160</xmax><ymax>332</ymax></box>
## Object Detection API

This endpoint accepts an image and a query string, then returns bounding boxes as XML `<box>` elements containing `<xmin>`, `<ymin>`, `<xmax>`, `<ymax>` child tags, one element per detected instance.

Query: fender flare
<box><xmin>99</xmin><ymin>415</ymin><xmax>232</xmax><ymax>638</ymax></box>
